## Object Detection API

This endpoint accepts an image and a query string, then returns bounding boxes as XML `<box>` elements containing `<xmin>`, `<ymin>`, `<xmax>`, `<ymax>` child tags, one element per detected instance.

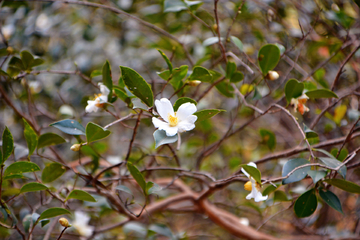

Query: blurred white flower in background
<box><xmin>72</xmin><ymin>211</ymin><xmax>94</xmax><ymax>237</ymax></box>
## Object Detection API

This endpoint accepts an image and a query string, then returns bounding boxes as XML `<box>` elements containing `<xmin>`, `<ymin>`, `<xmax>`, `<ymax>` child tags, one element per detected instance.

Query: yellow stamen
<box><xmin>244</xmin><ymin>181</ymin><xmax>252</xmax><ymax>191</ymax></box>
<box><xmin>168</xmin><ymin>113</ymin><xmax>178</xmax><ymax>127</ymax></box>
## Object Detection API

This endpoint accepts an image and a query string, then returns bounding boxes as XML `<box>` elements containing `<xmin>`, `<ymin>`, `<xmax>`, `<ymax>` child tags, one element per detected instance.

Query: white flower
<box><xmin>290</xmin><ymin>93</ymin><xmax>309</xmax><ymax>115</ymax></box>
<box><xmin>241</xmin><ymin>162</ymin><xmax>268</xmax><ymax>202</ymax></box>
<box><xmin>72</xmin><ymin>211</ymin><xmax>94</xmax><ymax>237</ymax></box>
<box><xmin>85</xmin><ymin>83</ymin><xmax>110</xmax><ymax>113</ymax></box>
<box><xmin>152</xmin><ymin>98</ymin><xmax>197</xmax><ymax>137</ymax></box>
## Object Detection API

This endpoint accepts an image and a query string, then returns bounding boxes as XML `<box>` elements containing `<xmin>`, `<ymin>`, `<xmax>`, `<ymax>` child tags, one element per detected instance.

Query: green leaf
<box><xmin>294</xmin><ymin>189</ymin><xmax>317</xmax><ymax>218</ymax></box>
<box><xmin>303</xmin><ymin>124</ymin><xmax>318</xmax><ymax>139</ymax></box>
<box><xmin>146</xmin><ymin>181</ymin><xmax>162</xmax><ymax>195</ymax></box>
<box><xmin>203</xmin><ymin>37</ymin><xmax>222</xmax><ymax>46</ymax></box>
<box><xmin>23</xmin><ymin>119</ymin><xmax>38</xmax><ymax>156</ymax></box>
<box><xmin>2</xmin><ymin>127</ymin><xmax>14</xmax><ymax>163</ymax></box>
<box><xmin>194</xmin><ymin>109</ymin><xmax>225</xmax><ymax>123</ymax></box>
<box><xmin>173</xmin><ymin>97</ymin><xmax>197</xmax><ymax>112</ymax></box>
<box><xmin>230</xmin><ymin>36</ymin><xmax>243</xmax><ymax>52</ymax></box>
<box><xmin>274</xmin><ymin>190</ymin><xmax>291</xmax><ymax>202</ymax></box>
<box><xmin>4</xmin><ymin>174</ymin><xmax>24</xmax><ymax>180</ymax></box>
<box><xmin>37</xmin><ymin>133</ymin><xmax>66</xmax><ymax>149</ymax></box>
<box><xmin>259</xmin><ymin>129</ymin><xmax>276</xmax><ymax>151</ymax></box>
<box><xmin>318</xmin><ymin>157</ymin><xmax>346</xmax><ymax>179</ymax></box>
<box><xmin>66</xmin><ymin>190</ymin><xmax>97</xmax><ymax>202</ymax></box>
<box><xmin>262</xmin><ymin>184</ymin><xmax>278</xmax><ymax>196</ymax></box>
<box><xmin>240</xmin><ymin>164</ymin><xmax>261</xmax><ymax>184</ymax></box>
<box><xmin>324</xmin><ymin>179</ymin><xmax>360</xmax><ymax>193</ymax></box>
<box><xmin>102</xmin><ymin>60</ymin><xmax>113</xmax><ymax>99</ymax></box>
<box><xmin>331</xmin><ymin>148</ymin><xmax>348</xmax><ymax>161</ymax></box>
<box><xmin>127</xmin><ymin>162</ymin><xmax>146</xmax><ymax>194</ymax></box>
<box><xmin>115</xmin><ymin>185</ymin><xmax>133</xmax><ymax>195</ymax></box>
<box><xmin>230</xmin><ymin>71</ymin><xmax>244</xmax><ymax>83</ymax></box>
<box><xmin>4</xmin><ymin>162</ymin><xmax>41</xmax><ymax>177</ymax></box>
<box><xmin>215</xmin><ymin>80</ymin><xmax>234</xmax><ymax>98</ymax></box>
<box><xmin>282</xmin><ymin>158</ymin><xmax>311</xmax><ymax>184</ymax></box>
<box><xmin>285</xmin><ymin>79</ymin><xmax>304</xmax><ymax>103</ymax></box>
<box><xmin>86</xmin><ymin>122</ymin><xmax>111</xmax><ymax>143</ymax></box>
<box><xmin>189</xmin><ymin>66</ymin><xmax>213</xmax><ymax>83</ymax></box>
<box><xmin>20</xmin><ymin>182</ymin><xmax>48</xmax><ymax>193</ymax></box>
<box><xmin>334</xmin><ymin>105</ymin><xmax>347</xmax><ymax>125</ymax></box>
<box><xmin>39</xmin><ymin>208</ymin><xmax>71</xmax><ymax>220</ymax></box>
<box><xmin>20</xmin><ymin>51</ymin><xmax>34</xmax><ymax>70</ymax></box>
<box><xmin>153</xmin><ymin>130</ymin><xmax>178</xmax><ymax>149</ymax></box>
<box><xmin>158</xmin><ymin>49</ymin><xmax>172</xmax><ymax>74</ymax></box>
<box><xmin>31</xmin><ymin>58</ymin><xmax>44</xmax><ymax>68</ymax></box>
<box><xmin>2</xmin><ymin>1</ymin><xmax>28</xmax><ymax>8</ymax></box>
<box><xmin>163</xmin><ymin>0</ymin><xmax>202</xmax><ymax>12</ymax></box>
<box><xmin>50</xmin><ymin>119</ymin><xmax>86</xmax><ymax>135</ymax></box>
<box><xmin>90</xmin><ymin>69</ymin><xmax>102</xmax><ymax>78</ymax></box>
<box><xmin>114</xmin><ymin>88</ymin><xmax>132</xmax><ymax>107</ymax></box>
<box><xmin>41</xmin><ymin>163</ymin><xmax>66</xmax><ymax>183</ymax></box>
<box><xmin>226</xmin><ymin>61</ymin><xmax>236</xmax><ymax>79</ymax></box>
<box><xmin>120</xmin><ymin>66</ymin><xmax>154</xmax><ymax>107</ymax></box>
<box><xmin>305</xmin><ymin>89</ymin><xmax>338</xmax><ymax>99</ymax></box>
<box><xmin>258</xmin><ymin>44</ymin><xmax>280</xmax><ymax>75</ymax></box>
<box><xmin>307</xmin><ymin>170</ymin><xmax>327</xmax><ymax>184</ymax></box>
<box><xmin>319</xmin><ymin>189</ymin><xmax>343</xmax><ymax>214</ymax></box>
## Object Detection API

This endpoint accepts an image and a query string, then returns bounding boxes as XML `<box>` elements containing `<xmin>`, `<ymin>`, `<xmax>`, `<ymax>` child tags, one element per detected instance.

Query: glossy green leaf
<box><xmin>153</xmin><ymin>130</ymin><xmax>178</xmax><ymax>149</ymax></box>
<box><xmin>259</xmin><ymin>129</ymin><xmax>276</xmax><ymax>151</ymax></box>
<box><xmin>90</xmin><ymin>69</ymin><xmax>102</xmax><ymax>78</ymax></box>
<box><xmin>304</xmin><ymin>124</ymin><xmax>318</xmax><ymax>139</ymax></box>
<box><xmin>258</xmin><ymin>44</ymin><xmax>280</xmax><ymax>75</ymax></box>
<box><xmin>282</xmin><ymin>158</ymin><xmax>311</xmax><ymax>184</ymax></box>
<box><xmin>215</xmin><ymin>80</ymin><xmax>234</xmax><ymax>98</ymax></box>
<box><xmin>4</xmin><ymin>162</ymin><xmax>40</xmax><ymax>177</ymax></box>
<box><xmin>173</xmin><ymin>97</ymin><xmax>197</xmax><ymax>112</ymax></box>
<box><xmin>307</xmin><ymin>170</ymin><xmax>327</xmax><ymax>184</ymax></box>
<box><xmin>189</xmin><ymin>66</ymin><xmax>212</xmax><ymax>83</ymax></box>
<box><xmin>305</xmin><ymin>89</ymin><xmax>338</xmax><ymax>99</ymax></box>
<box><xmin>2</xmin><ymin>127</ymin><xmax>14</xmax><ymax>163</ymax></box>
<box><xmin>102</xmin><ymin>60</ymin><xmax>113</xmax><ymax>99</ymax></box>
<box><xmin>42</xmin><ymin>163</ymin><xmax>66</xmax><ymax>183</ymax></box>
<box><xmin>324</xmin><ymin>179</ymin><xmax>360</xmax><ymax>193</ymax></box>
<box><xmin>4</xmin><ymin>174</ymin><xmax>24</xmax><ymax>180</ymax></box>
<box><xmin>331</xmin><ymin>148</ymin><xmax>348</xmax><ymax>161</ymax></box>
<box><xmin>319</xmin><ymin>189</ymin><xmax>343</xmax><ymax>214</ymax></box>
<box><xmin>50</xmin><ymin>119</ymin><xmax>86</xmax><ymax>135</ymax></box>
<box><xmin>23</xmin><ymin>119</ymin><xmax>38</xmax><ymax>156</ymax></box>
<box><xmin>20</xmin><ymin>51</ymin><xmax>34</xmax><ymax>70</ymax></box>
<box><xmin>20</xmin><ymin>182</ymin><xmax>48</xmax><ymax>193</ymax></box>
<box><xmin>66</xmin><ymin>190</ymin><xmax>97</xmax><ymax>202</ymax></box>
<box><xmin>226</xmin><ymin>61</ymin><xmax>236</xmax><ymax>79</ymax></box>
<box><xmin>37</xmin><ymin>133</ymin><xmax>66</xmax><ymax>149</ymax></box>
<box><xmin>274</xmin><ymin>190</ymin><xmax>291</xmax><ymax>202</ymax></box>
<box><xmin>114</xmin><ymin>88</ymin><xmax>132</xmax><ymax>107</ymax></box>
<box><xmin>240</xmin><ymin>164</ymin><xmax>261</xmax><ymax>184</ymax></box>
<box><xmin>146</xmin><ymin>181</ymin><xmax>162</xmax><ymax>195</ymax></box>
<box><xmin>294</xmin><ymin>189</ymin><xmax>317</xmax><ymax>218</ymax></box>
<box><xmin>230</xmin><ymin>36</ymin><xmax>243</xmax><ymax>52</ymax></box>
<box><xmin>230</xmin><ymin>71</ymin><xmax>244</xmax><ymax>83</ymax></box>
<box><xmin>116</xmin><ymin>185</ymin><xmax>133</xmax><ymax>195</ymax></box>
<box><xmin>158</xmin><ymin>49</ymin><xmax>172</xmax><ymax>74</ymax></box>
<box><xmin>86</xmin><ymin>122</ymin><xmax>111</xmax><ymax>143</ymax></box>
<box><xmin>39</xmin><ymin>208</ymin><xmax>71</xmax><ymax>220</ymax></box>
<box><xmin>318</xmin><ymin>157</ymin><xmax>346</xmax><ymax>179</ymax></box>
<box><xmin>285</xmin><ymin>79</ymin><xmax>304</xmax><ymax>103</ymax></box>
<box><xmin>120</xmin><ymin>66</ymin><xmax>154</xmax><ymax>107</ymax></box>
<box><xmin>262</xmin><ymin>184</ymin><xmax>278</xmax><ymax>196</ymax></box>
<box><xmin>194</xmin><ymin>109</ymin><xmax>225</xmax><ymax>123</ymax></box>
<box><xmin>127</xmin><ymin>162</ymin><xmax>146</xmax><ymax>194</ymax></box>
<box><xmin>8</xmin><ymin>56</ymin><xmax>24</xmax><ymax>70</ymax></box>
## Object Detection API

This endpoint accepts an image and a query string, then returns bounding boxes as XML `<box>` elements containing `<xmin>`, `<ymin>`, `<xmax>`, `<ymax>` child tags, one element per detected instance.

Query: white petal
<box><xmin>298</xmin><ymin>93</ymin><xmax>309</xmax><ymax>100</ymax></box>
<box><xmin>99</xmin><ymin>83</ymin><xmax>110</xmax><ymax>96</ymax></box>
<box><xmin>247</xmin><ymin>162</ymin><xmax>257</xmax><ymax>168</ymax></box>
<box><xmin>98</xmin><ymin>95</ymin><xmax>108</xmax><ymax>103</ymax></box>
<box><xmin>152</xmin><ymin>117</ymin><xmax>178</xmax><ymax>136</ymax></box>
<box><xmin>85</xmin><ymin>100</ymin><xmax>98</xmax><ymax>113</ymax></box>
<box><xmin>155</xmin><ymin>98</ymin><xmax>174</xmax><ymax>122</ymax></box>
<box><xmin>254</xmin><ymin>192</ymin><xmax>268</xmax><ymax>202</ymax></box>
<box><xmin>176</xmin><ymin>102</ymin><xmax>197</xmax><ymax>121</ymax></box>
<box><xmin>177</xmin><ymin>119</ymin><xmax>196</xmax><ymax>133</ymax></box>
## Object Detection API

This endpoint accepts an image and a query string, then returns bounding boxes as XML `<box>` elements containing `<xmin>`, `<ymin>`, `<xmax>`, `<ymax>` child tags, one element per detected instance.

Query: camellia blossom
<box><xmin>241</xmin><ymin>162</ymin><xmax>268</xmax><ymax>202</ymax></box>
<box><xmin>85</xmin><ymin>83</ymin><xmax>110</xmax><ymax>113</ymax></box>
<box><xmin>291</xmin><ymin>93</ymin><xmax>309</xmax><ymax>115</ymax></box>
<box><xmin>152</xmin><ymin>98</ymin><xmax>197</xmax><ymax>137</ymax></box>
<box><xmin>72</xmin><ymin>211</ymin><xmax>94</xmax><ymax>237</ymax></box>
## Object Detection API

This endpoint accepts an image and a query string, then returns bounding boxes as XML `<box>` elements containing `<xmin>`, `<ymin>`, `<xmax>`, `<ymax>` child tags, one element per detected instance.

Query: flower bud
<box><xmin>267</xmin><ymin>71</ymin><xmax>279</xmax><ymax>81</ymax></box>
<box><xmin>188</xmin><ymin>80</ymin><xmax>201</xmax><ymax>87</ymax></box>
<box><xmin>70</xmin><ymin>144</ymin><xmax>81</xmax><ymax>152</ymax></box>
<box><xmin>59</xmin><ymin>218</ymin><xmax>71</xmax><ymax>227</ymax></box>
<box><xmin>6</xmin><ymin>46</ymin><xmax>14</xmax><ymax>54</ymax></box>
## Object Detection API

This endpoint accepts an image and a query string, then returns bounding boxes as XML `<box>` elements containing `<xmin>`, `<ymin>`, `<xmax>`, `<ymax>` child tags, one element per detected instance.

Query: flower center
<box><xmin>168</xmin><ymin>113</ymin><xmax>178</xmax><ymax>127</ymax></box>
<box><xmin>244</xmin><ymin>181</ymin><xmax>261</xmax><ymax>191</ymax></box>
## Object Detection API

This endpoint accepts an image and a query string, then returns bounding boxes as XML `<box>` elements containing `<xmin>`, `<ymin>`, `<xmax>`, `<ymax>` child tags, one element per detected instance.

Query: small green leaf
<box><xmin>115</xmin><ymin>185</ymin><xmax>133</xmax><ymax>195</ymax></box>
<box><xmin>102</xmin><ymin>61</ymin><xmax>113</xmax><ymax>99</ymax></box>
<box><xmin>303</xmin><ymin>124</ymin><xmax>318</xmax><ymax>139</ymax></box>
<box><xmin>274</xmin><ymin>190</ymin><xmax>291</xmax><ymax>202</ymax></box>
<box><xmin>194</xmin><ymin>109</ymin><xmax>225</xmax><ymax>123</ymax></box>
<box><xmin>259</xmin><ymin>129</ymin><xmax>276</xmax><ymax>151</ymax></box>
<box><xmin>37</xmin><ymin>133</ymin><xmax>66</xmax><ymax>149</ymax></box>
<box><xmin>4</xmin><ymin>174</ymin><xmax>24</xmax><ymax>180</ymax></box>
<box><xmin>230</xmin><ymin>36</ymin><xmax>243</xmax><ymax>52</ymax></box>
<box><xmin>4</xmin><ymin>162</ymin><xmax>40</xmax><ymax>177</ymax></box>
<box><xmin>23</xmin><ymin>119</ymin><xmax>38</xmax><ymax>156</ymax></box>
<box><xmin>120</xmin><ymin>66</ymin><xmax>154</xmax><ymax>107</ymax></box>
<box><xmin>240</xmin><ymin>164</ymin><xmax>261</xmax><ymax>185</ymax></box>
<box><xmin>66</xmin><ymin>190</ymin><xmax>97</xmax><ymax>202</ymax></box>
<box><xmin>31</xmin><ymin>58</ymin><xmax>44</xmax><ymax>67</ymax></box>
<box><xmin>50</xmin><ymin>119</ymin><xmax>86</xmax><ymax>135</ymax></box>
<box><xmin>331</xmin><ymin>148</ymin><xmax>348</xmax><ymax>161</ymax></box>
<box><xmin>258</xmin><ymin>44</ymin><xmax>280</xmax><ymax>75</ymax></box>
<box><xmin>127</xmin><ymin>162</ymin><xmax>146</xmax><ymax>194</ymax></box>
<box><xmin>305</xmin><ymin>89</ymin><xmax>338</xmax><ymax>99</ymax></box>
<box><xmin>90</xmin><ymin>69</ymin><xmax>102</xmax><ymax>78</ymax></box>
<box><xmin>262</xmin><ymin>184</ymin><xmax>278</xmax><ymax>196</ymax></box>
<box><xmin>8</xmin><ymin>56</ymin><xmax>24</xmax><ymax>70</ymax></box>
<box><xmin>39</xmin><ymin>208</ymin><xmax>71</xmax><ymax>220</ymax></box>
<box><xmin>319</xmin><ymin>189</ymin><xmax>343</xmax><ymax>214</ymax></box>
<box><xmin>334</xmin><ymin>105</ymin><xmax>347</xmax><ymax>125</ymax></box>
<box><xmin>226</xmin><ymin>61</ymin><xmax>236</xmax><ymax>79</ymax></box>
<box><xmin>307</xmin><ymin>170</ymin><xmax>327</xmax><ymax>184</ymax></box>
<box><xmin>20</xmin><ymin>182</ymin><xmax>48</xmax><ymax>193</ymax></box>
<box><xmin>86</xmin><ymin>122</ymin><xmax>111</xmax><ymax>143</ymax></box>
<box><xmin>114</xmin><ymin>88</ymin><xmax>132</xmax><ymax>107</ymax></box>
<box><xmin>158</xmin><ymin>49</ymin><xmax>173</xmax><ymax>74</ymax></box>
<box><xmin>2</xmin><ymin>127</ymin><xmax>14</xmax><ymax>163</ymax></box>
<box><xmin>230</xmin><ymin>71</ymin><xmax>244</xmax><ymax>83</ymax></box>
<box><xmin>146</xmin><ymin>181</ymin><xmax>162</xmax><ymax>195</ymax></box>
<box><xmin>153</xmin><ymin>130</ymin><xmax>178</xmax><ymax>149</ymax></box>
<box><xmin>318</xmin><ymin>157</ymin><xmax>346</xmax><ymax>179</ymax></box>
<box><xmin>285</xmin><ymin>79</ymin><xmax>304</xmax><ymax>103</ymax></box>
<box><xmin>42</xmin><ymin>163</ymin><xmax>66</xmax><ymax>183</ymax></box>
<box><xmin>215</xmin><ymin>80</ymin><xmax>234</xmax><ymax>98</ymax></box>
<box><xmin>282</xmin><ymin>158</ymin><xmax>311</xmax><ymax>184</ymax></box>
<box><xmin>188</xmin><ymin>66</ymin><xmax>212</xmax><ymax>83</ymax></box>
<box><xmin>20</xmin><ymin>51</ymin><xmax>34</xmax><ymax>70</ymax></box>
<box><xmin>173</xmin><ymin>97</ymin><xmax>197</xmax><ymax>112</ymax></box>
<box><xmin>324</xmin><ymin>179</ymin><xmax>360</xmax><ymax>193</ymax></box>
<box><xmin>294</xmin><ymin>189</ymin><xmax>317</xmax><ymax>218</ymax></box>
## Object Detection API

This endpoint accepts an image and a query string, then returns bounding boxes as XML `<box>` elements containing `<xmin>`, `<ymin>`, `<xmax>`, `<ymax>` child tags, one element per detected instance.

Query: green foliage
<box><xmin>2</xmin><ymin>127</ymin><xmax>14</xmax><ymax>164</ymax></box>
<box><xmin>37</xmin><ymin>133</ymin><xmax>66</xmax><ymax>149</ymax></box>
<box><xmin>41</xmin><ymin>163</ymin><xmax>66</xmax><ymax>183</ymax></box>
<box><xmin>319</xmin><ymin>189</ymin><xmax>343</xmax><ymax>214</ymax></box>
<box><xmin>324</xmin><ymin>179</ymin><xmax>360</xmax><ymax>194</ymax></box>
<box><xmin>240</xmin><ymin>164</ymin><xmax>261</xmax><ymax>184</ymax></box>
<box><xmin>307</xmin><ymin>170</ymin><xmax>326</xmax><ymax>184</ymax></box>
<box><xmin>4</xmin><ymin>162</ymin><xmax>40</xmax><ymax>177</ymax></box>
<box><xmin>163</xmin><ymin>0</ymin><xmax>202</xmax><ymax>13</ymax></box>
<box><xmin>303</xmin><ymin>124</ymin><xmax>318</xmax><ymax>139</ymax></box>
<box><xmin>285</xmin><ymin>79</ymin><xmax>304</xmax><ymax>103</ymax></box>
<box><xmin>158</xmin><ymin>50</ymin><xmax>173</xmax><ymax>74</ymax></box>
<box><xmin>188</xmin><ymin>66</ymin><xmax>212</xmax><ymax>82</ymax></box>
<box><xmin>259</xmin><ymin>129</ymin><xmax>276</xmax><ymax>150</ymax></box>
<box><xmin>230</xmin><ymin>36</ymin><xmax>243</xmax><ymax>52</ymax></box>
<box><xmin>173</xmin><ymin>97</ymin><xmax>197</xmax><ymax>112</ymax></box>
<box><xmin>39</xmin><ymin>208</ymin><xmax>71</xmax><ymax>220</ymax></box>
<box><xmin>102</xmin><ymin>60</ymin><xmax>113</xmax><ymax>99</ymax></box>
<box><xmin>22</xmin><ymin>119</ymin><xmax>38</xmax><ymax>156</ymax></box>
<box><xmin>282</xmin><ymin>158</ymin><xmax>311</xmax><ymax>184</ymax></box>
<box><xmin>20</xmin><ymin>182</ymin><xmax>48</xmax><ymax>193</ymax></box>
<box><xmin>86</xmin><ymin>122</ymin><xmax>111</xmax><ymax>143</ymax></box>
<box><xmin>50</xmin><ymin>119</ymin><xmax>86</xmax><ymax>135</ymax></box>
<box><xmin>153</xmin><ymin>130</ymin><xmax>178</xmax><ymax>149</ymax></box>
<box><xmin>127</xmin><ymin>162</ymin><xmax>146</xmax><ymax>194</ymax></box>
<box><xmin>318</xmin><ymin>157</ymin><xmax>346</xmax><ymax>179</ymax></box>
<box><xmin>305</xmin><ymin>89</ymin><xmax>338</xmax><ymax>99</ymax></box>
<box><xmin>194</xmin><ymin>109</ymin><xmax>225</xmax><ymax>123</ymax></box>
<box><xmin>66</xmin><ymin>190</ymin><xmax>97</xmax><ymax>202</ymax></box>
<box><xmin>258</xmin><ymin>44</ymin><xmax>280</xmax><ymax>75</ymax></box>
<box><xmin>294</xmin><ymin>189</ymin><xmax>317</xmax><ymax>218</ymax></box>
